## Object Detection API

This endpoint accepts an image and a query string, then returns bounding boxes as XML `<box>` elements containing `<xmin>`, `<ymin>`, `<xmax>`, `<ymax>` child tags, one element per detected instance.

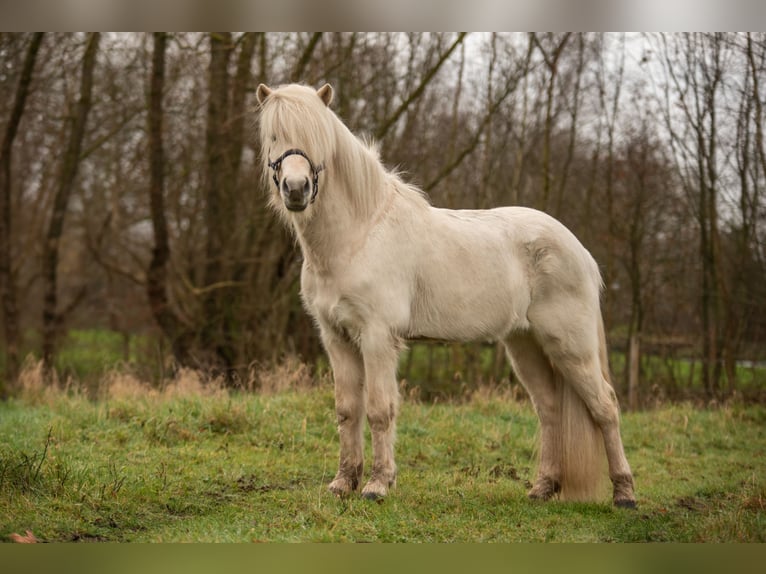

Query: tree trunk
<box><xmin>627</xmin><ymin>332</ymin><xmax>640</xmax><ymax>410</ymax></box>
<box><xmin>146</xmin><ymin>32</ymin><xmax>193</xmax><ymax>367</ymax></box>
<box><xmin>224</xmin><ymin>32</ymin><xmax>258</xmax><ymax>370</ymax></box>
<box><xmin>200</xmin><ymin>32</ymin><xmax>256</xmax><ymax>378</ymax></box>
<box><xmin>0</xmin><ymin>33</ymin><xmax>43</xmax><ymax>394</ymax></box>
<box><xmin>41</xmin><ymin>32</ymin><xmax>99</xmax><ymax>379</ymax></box>
<box><xmin>199</xmin><ymin>32</ymin><xmax>234</xmax><ymax>371</ymax></box>
<box><xmin>699</xmin><ymin>33</ymin><xmax>725</xmax><ymax>400</ymax></box>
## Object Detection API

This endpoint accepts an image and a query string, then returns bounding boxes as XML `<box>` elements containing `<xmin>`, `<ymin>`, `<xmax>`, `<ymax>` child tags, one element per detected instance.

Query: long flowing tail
<box><xmin>556</xmin><ymin>319</ymin><xmax>611</xmax><ymax>502</ymax></box>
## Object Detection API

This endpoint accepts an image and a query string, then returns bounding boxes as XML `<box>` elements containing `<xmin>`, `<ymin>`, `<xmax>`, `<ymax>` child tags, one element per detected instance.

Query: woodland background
<box><xmin>1</xmin><ymin>32</ymin><xmax>765</xmax><ymax>406</ymax></box>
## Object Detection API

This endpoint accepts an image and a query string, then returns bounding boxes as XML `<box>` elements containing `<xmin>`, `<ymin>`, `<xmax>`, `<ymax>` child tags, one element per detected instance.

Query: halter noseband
<box><xmin>268</xmin><ymin>148</ymin><xmax>325</xmax><ymax>204</ymax></box>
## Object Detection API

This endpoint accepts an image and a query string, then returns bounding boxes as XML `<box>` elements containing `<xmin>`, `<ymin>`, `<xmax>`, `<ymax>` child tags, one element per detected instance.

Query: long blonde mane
<box><xmin>258</xmin><ymin>84</ymin><xmax>428</xmax><ymax>220</ymax></box>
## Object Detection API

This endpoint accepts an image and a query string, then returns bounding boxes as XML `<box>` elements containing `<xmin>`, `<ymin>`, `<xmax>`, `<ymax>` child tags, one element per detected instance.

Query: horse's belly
<box><xmin>407</xmin><ymin>271</ymin><xmax>529</xmax><ymax>342</ymax></box>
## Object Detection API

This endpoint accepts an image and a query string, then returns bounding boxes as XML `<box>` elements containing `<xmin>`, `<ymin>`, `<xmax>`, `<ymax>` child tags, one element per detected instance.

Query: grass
<box><xmin>1</xmin><ymin>367</ymin><xmax>765</xmax><ymax>542</ymax></box>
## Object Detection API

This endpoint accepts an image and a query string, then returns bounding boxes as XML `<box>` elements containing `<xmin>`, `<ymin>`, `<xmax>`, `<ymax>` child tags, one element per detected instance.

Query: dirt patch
<box><xmin>66</xmin><ymin>531</ymin><xmax>111</xmax><ymax>543</ymax></box>
<box><xmin>236</xmin><ymin>474</ymin><xmax>293</xmax><ymax>493</ymax></box>
<box><xmin>488</xmin><ymin>463</ymin><xmax>520</xmax><ymax>481</ymax></box>
<box><xmin>676</xmin><ymin>496</ymin><xmax>708</xmax><ymax>512</ymax></box>
<box><xmin>742</xmin><ymin>495</ymin><xmax>765</xmax><ymax>511</ymax></box>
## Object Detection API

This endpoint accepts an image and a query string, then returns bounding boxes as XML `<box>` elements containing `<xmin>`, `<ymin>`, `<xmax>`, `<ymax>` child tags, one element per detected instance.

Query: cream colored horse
<box><xmin>256</xmin><ymin>83</ymin><xmax>636</xmax><ymax>508</ymax></box>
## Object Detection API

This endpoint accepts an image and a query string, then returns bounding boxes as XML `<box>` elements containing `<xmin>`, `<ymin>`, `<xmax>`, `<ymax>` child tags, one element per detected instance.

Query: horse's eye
<box><xmin>271</xmin><ymin>134</ymin><xmax>277</xmax><ymax>142</ymax></box>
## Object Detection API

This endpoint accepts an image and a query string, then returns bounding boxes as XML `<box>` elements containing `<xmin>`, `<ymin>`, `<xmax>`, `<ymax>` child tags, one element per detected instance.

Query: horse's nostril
<box><xmin>303</xmin><ymin>178</ymin><xmax>311</xmax><ymax>195</ymax></box>
<box><xmin>281</xmin><ymin>179</ymin><xmax>289</xmax><ymax>194</ymax></box>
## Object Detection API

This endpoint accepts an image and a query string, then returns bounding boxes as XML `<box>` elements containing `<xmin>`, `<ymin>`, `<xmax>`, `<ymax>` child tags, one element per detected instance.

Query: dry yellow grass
<box><xmin>252</xmin><ymin>355</ymin><xmax>317</xmax><ymax>394</ymax></box>
<box><xmin>13</xmin><ymin>354</ymin><xmax>321</xmax><ymax>404</ymax></box>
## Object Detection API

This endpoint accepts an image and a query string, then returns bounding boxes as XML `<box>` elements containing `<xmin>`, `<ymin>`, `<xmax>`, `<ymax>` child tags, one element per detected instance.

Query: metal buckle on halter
<box><xmin>268</xmin><ymin>148</ymin><xmax>325</xmax><ymax>204</ymax></box>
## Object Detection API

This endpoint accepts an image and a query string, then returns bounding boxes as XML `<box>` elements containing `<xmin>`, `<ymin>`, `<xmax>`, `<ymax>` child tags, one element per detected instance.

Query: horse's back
<box><xmin>426</xmin><ymin>205</ymin><xmax>601</xmax><ymax>291</ymax></box>
<box><xmin>402</xmin><ymin>204</ymin><xmax>602</xmax><ymax>341</ymax></box>
<box><xmin>398</xmin><ymin>204</ymin><xmax>597</xmax><ymax>342</ymax></box>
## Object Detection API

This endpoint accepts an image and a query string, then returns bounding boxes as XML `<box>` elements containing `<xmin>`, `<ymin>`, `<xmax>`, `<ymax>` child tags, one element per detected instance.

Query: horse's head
<box><xmin>257</xmin><ymin>83</ymin><xmax>334</xmax><ymax>214</ymax></box>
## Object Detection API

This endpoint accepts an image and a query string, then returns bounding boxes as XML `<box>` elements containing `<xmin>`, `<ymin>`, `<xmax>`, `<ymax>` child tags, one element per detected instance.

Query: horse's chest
<box><xmin>303</xmin><ymin>276</ymin><xmax>365</xmax><ymax>339</ymax></box>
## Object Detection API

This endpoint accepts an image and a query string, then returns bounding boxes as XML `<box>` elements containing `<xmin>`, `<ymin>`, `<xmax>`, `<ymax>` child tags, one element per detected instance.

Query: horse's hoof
<box><xmin>527</xmin><ymin>492</ymin><xmax>551</xmax><ymax>502</ymax></box>
<box><xmin>328</xmin><ymin>486</ymin><xmax>349</xmax><ymax>498</ymax></box>
<box><xmin>361</xmin><ymin>491</ymin><xmax>383</xmax><ymax>502</ymax></box>
<box><xmin>327</xmin><ymin>477</ymin><xmax>356</xmax><ymax>498</ymax></box>
<box><xmin>361</xmin><ymin>480</ymin><xmax>389</xmax><ymax>502</ymax></box>
<box><xmin>527</xmin><ymin>477</ymin><xmax>560</xmax><ymax>501</ymax></box>
<box><xmin>614</xmin><ymin>498</ymin><xmax>637</xmax><ymax>509</ymax></box>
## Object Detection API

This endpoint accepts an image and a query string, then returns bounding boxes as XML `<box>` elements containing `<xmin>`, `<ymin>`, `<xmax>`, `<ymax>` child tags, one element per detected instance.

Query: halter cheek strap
<box><xmin>268</xmin><ymin>148</ymin><xmax>325</xmax><ymax>204</ymax></box>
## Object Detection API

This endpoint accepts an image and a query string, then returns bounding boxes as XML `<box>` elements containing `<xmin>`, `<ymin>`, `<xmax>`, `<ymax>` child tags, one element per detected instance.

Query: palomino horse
<box><xmin>256</xmin><ymin>83</ymin><xmax>636</xmax><ymax>508</ymax></box>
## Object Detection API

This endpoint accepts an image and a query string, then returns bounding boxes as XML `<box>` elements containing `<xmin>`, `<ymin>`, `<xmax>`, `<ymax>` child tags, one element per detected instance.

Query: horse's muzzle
<box><xmin>285</xmin><ymin>202</ymin><xmax>308</xmax><ymax>212</ymax></box>
<box><xmin>282</xmin><ymin>177</ymin><xmax>311</xmax><ymax>211</ymax></box>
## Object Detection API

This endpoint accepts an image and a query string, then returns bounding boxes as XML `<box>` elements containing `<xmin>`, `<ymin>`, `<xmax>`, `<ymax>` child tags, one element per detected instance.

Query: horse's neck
<box><xmin>293</xmin><ymin>171</ymin><xmax>390</xmax><ymax>274</ymax></box>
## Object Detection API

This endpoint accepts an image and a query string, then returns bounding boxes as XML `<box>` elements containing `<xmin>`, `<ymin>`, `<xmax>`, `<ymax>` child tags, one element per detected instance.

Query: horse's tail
<box><xmin>556</xmin><ymin>318</ymin><xmax>610</xmax><ymax>502</ymax></box>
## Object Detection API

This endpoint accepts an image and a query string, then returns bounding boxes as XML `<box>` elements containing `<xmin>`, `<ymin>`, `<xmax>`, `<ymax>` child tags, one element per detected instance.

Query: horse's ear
<box><xmin>317</xmin><ymin>83</ymin><xmax>334</xmax><ymax>107</ymax></box>
<box><xmin>256</xmin><ymin>84</ymin><xmax>273</xmax><ymax>105</ymax></box>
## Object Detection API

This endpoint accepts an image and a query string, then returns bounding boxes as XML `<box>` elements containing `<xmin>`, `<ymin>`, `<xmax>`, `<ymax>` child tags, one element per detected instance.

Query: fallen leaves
<box><xmin>9</xmin><ymin>529</ymin><xmax>39</xmax><ymax>543</ymax></box>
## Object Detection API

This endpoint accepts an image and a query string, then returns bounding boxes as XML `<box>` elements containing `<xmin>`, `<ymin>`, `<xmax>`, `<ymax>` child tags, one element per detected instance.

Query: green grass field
<box><xmin>1</xmin><ymin>370</ymin><xmax>764</xmax><ymax>543</ymax></box>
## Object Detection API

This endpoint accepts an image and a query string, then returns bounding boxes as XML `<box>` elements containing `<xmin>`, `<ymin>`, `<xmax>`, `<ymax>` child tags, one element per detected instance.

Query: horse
<box><xmin>255</xmin><ymin>83</ymin><xmax>636</xmax><ymax>508</ymax></box>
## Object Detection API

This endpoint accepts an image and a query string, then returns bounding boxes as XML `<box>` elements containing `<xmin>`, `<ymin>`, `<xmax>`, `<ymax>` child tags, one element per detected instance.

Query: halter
<box><xmin>268</xmin><ymin>148</ymin><xmax>325</xmax><ymax>204</ymax></box>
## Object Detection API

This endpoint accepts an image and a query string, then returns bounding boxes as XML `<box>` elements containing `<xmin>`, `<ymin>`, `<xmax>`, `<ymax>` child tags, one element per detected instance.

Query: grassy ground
<box><xmin>1</xmin><ymin>369</ymin><xmax>764</xmax><ymax>543</ymax></box>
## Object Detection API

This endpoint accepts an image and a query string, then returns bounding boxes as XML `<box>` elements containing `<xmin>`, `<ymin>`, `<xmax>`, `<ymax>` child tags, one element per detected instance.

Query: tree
<box><xmin>198</xmin><ymin>32</ymin><xmax>259</xmax><ymax>375</ymax></box>
<box><xmin>0</xmin><ymin>32</ymin><xmax>43</xmax><ymax>393</ymax></box>
<box><xmin>41</xmin><ymin>32</ymin><xmax>100</xmax><ymax>378</ymax></box>
<box><xmin>657</xmin><ymin>33</ymin><xmax>731</xmax><ymax>398</ymax></box>
<box><xmin>613</xmin><ymin>121</ymin><xmax>675</xmax><ymax>408</ymax></box>
<box><xmin>146</xmin><ymin>32</ymin><xmax>193</xmax><ymax>369</ymax></box>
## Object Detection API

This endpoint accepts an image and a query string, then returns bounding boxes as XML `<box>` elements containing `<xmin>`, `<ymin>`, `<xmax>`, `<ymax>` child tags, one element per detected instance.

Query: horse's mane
<box><xmin>258</xmin><ymin>84</ymin><xmax>430</xmax><ymax>219</ymax></box>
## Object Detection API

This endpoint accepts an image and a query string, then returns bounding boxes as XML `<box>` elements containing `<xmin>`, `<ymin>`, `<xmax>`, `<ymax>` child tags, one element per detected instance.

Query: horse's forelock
<box><xmin>259</xmin><ymin>86</ymin><xmax>337</xmax><ymax>167</ymax></box>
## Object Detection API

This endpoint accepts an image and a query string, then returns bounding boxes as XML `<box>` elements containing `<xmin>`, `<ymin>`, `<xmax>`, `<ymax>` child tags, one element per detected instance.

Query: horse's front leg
<box><xmin>360</xmin><ymin>327</ymin><xmax>400</xmax><ymax>501</ymax></box>
<box><xmin>323</xmin><ymin>330</ymin><xmax>366</xmax><ymax>497</ymax></box>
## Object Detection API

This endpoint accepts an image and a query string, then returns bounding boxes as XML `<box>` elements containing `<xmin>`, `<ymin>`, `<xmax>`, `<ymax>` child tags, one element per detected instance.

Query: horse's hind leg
<box><xmin>532</xmin><ymin>308</ymin><xmax>636</xmax><ymax>508</ymax></box>
<box><xmin>554</xmin><ymin>355</ymin><xmax>636</xmax><ymax>507</ymax></box>
<box><xmin>359</xmin><ymin>326</ymin><xmax>400</xmax><ymax>500</ymax></box>
<box><xmin>323</xmin><ymin>330</ymin><xmax>366</xmax><ymax>496</ymax></box>
<box><xmin>504</xmin><ymin>333</ymin><xmax>562</xmax><ymax>501</ymax></box>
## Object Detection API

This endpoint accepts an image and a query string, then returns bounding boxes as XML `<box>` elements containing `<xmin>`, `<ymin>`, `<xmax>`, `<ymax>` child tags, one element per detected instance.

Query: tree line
<box><xmin>0</xmin><ymin>32</ymin><xmax>764</xmax><ymax>405</ymax></box>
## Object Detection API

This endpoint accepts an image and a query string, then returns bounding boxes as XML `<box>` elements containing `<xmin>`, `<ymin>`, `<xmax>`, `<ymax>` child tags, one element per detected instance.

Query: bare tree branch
<box><xmin>292</xmin><ymin>32</ymin><xmax>322</xmax><ymax>80</ymax></box>
<box><xmin>425</xmin><ymin>37</ymin><xmax>532</xmax><ymax>193</ymax></box>
<box><xmin>375</xmin><ymin>33</ymin><xmax>467</xmax><ymax>141</ymax></box>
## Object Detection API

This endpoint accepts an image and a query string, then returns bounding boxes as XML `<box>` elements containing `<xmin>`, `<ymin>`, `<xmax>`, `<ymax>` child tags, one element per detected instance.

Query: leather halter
<box><xmin>268</xmin><ymin>148</ymin><xmax>325</xmax><ymax>204</ymax></box>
